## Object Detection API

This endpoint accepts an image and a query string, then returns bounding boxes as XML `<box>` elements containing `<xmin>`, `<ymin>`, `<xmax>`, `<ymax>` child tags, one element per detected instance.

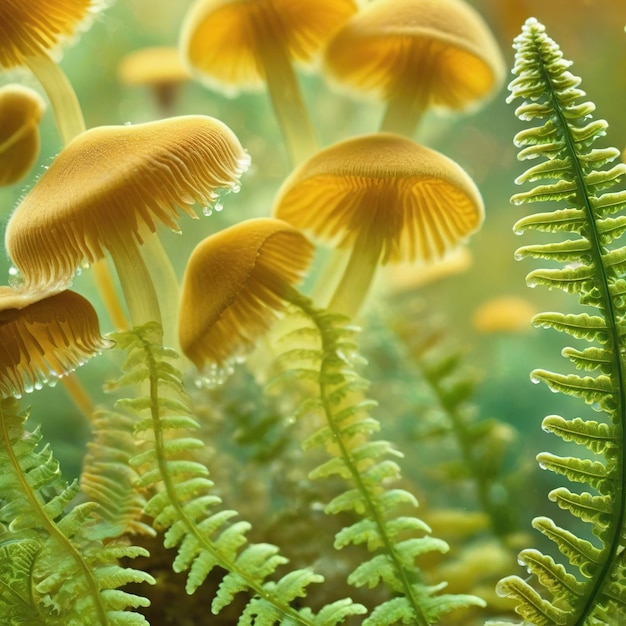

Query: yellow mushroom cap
<box><xmin>0</xmin><ymin>287</ymin><xmax>108</xmax><ymax>398</ymax></box>
<box><xmin>0</xmin><ymin>0</ymin><xmax>105</xmax><ymax>68</ymax></box>
<box><xmin>179</xmin><ymin>217</ymin><xmax>314</xmax><ymax>368</ymax></box>
<box><xmin>0</xmin><ymin>84</ymin><xmax>46</xmax><ymax>186</ymax></box>
<box><xmin>323</xmin><ymin>0</ymin><xmax>505</xmax><ymax>110</ymax></box>
<box><xmin>5</xmin><ymin>115</ymin><xmax>250</xmax><ymax>291</ymax></box>
<box><xmin>472</xmin><ymin>296</ymin><xmax>537</xmax><ymax>333</ymax></box>
<box><xmin>180</xmin><ymin>0</ymin><xmax>358</xmax><ymax>91</ymax></box>
<box><xmin>118</xmin><ymin>46</ymin><xmax>191</xmax><ymax>87</ymax></box>
<box><xmin>273</xmin><ymin>133</ymin><xmax>484</xmax><ymax>263</ymax></box>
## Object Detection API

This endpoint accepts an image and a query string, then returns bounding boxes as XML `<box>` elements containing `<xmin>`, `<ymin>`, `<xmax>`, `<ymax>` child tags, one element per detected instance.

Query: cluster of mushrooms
<box><xmin>0</xmin><ymin>0</ymin><xmax>504</xmax><ymax>409</ymax></box>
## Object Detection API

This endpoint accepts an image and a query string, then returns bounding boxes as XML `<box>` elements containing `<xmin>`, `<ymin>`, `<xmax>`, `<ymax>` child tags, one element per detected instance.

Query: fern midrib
<box><xmin>140</xmin><ymin>336</ymin><xmax>315</xmax><ymax>626</ymax></box>
<box><xmin>539</xmin><ymin>37</ymin><xmax>626</xmax><ymax>624</ymax></box>
<box><xmin>306</xmin><ymin>303</ymin><xmax>430</xmax><ymax>626</ymax></box>
<box><xmin>0</xmin><ymin>401</ymin><xmax>109</xmax><ymax>626</ymax></box>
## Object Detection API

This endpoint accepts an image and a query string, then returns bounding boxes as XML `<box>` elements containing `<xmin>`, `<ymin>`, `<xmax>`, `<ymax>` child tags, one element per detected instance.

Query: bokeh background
<box><xmin>1</xmin><ymin>1</ymin><xmax>625</xmax><ymax>603</ymax></box>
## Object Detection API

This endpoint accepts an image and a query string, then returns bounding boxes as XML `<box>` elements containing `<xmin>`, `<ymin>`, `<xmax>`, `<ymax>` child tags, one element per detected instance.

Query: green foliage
<box><xmin>268</xmin><ymin>301</ymin><xmax>485</xmax><ymax>625</ymax></box>
<box><xmin>108</xmin><ymin>322</ymin><xmax>364</xmax><ymax>625</ymax></box>
<box><xmin>497</xmin><ymin>17</ymin><xmax>626</xmax><ymax>624</ymax></box>
<box><xmin>0</xmin><ymin>398</ymin><xmax>153</xmax><ymax>625</ymax></box>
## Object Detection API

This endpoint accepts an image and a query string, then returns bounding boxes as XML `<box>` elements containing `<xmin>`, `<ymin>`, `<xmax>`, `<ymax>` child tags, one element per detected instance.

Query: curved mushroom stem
<box><xmin>255</xmin><ymin>23</ymin><xmax>318</xmax><ymax>167</ymax></box>
<box><xmin>140</xmin><ymin>229</ymin><xmax>180</xmax><ymax>351</ymax></box>
<box><xmin>326</xmin><ymin>229</ymin><xmax>383</xmax><ymax>319</ymax></box>
<box><xmin>61</xmin><ymin>373</ymin><xmax>95</xmax><ymax>421</ymax></box>
<box><xmin>23</xmin><ymin>54</ymin><xmax>86</xmax><ymax>145</ymax></box>
<box><xmin>108</xmin><ymin>238</ymin><xmax>162</xmax><ymax>331</ymax></box>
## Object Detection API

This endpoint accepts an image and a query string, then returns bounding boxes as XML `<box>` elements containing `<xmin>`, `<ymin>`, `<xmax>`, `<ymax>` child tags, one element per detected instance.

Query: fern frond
<box><xmin>0</xmin><ymin>398</ymin><xmax>153</xmax><ymax>625</ymax></box>
<box><xmin>500</xmin><ymin>17</ymin><xmax>626</xmax><ymax>624</ymax></box>
<box><xmin>110</xmin><ymin>323</ymin><xmax>363</xmax><ymax>625</ymax></box>
<box><xmin>268</xmin><ymin>302</ymin><xmax>485</xmax><ymax>625</ymax></box>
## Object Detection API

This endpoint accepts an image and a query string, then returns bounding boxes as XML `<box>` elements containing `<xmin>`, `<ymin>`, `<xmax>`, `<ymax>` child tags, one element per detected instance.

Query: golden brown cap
<box><xmin>5</xmin><ymin>115</ymin><xmax>250</xmax><ymax>291</ymax></box>
<box><xmin>324</xmin><ymin>0</ymin><xmax>505</xmax><ymax>110</ymax></box>
<box><xmin>0</xmin><ymin>0</ymin><xmax>105</xmax><ymax>69</ymax></box>
<box><xmin>181</xmin><ymin>0</ymin><xmax>358</xmax><ymax>91</ymax></box>
<box><xmin>179</xmin><ymin>217</ymin><xmax>314</xmax><ymax>367</ymax></box>
<box><xmin>472</xmin><ymin>296</ymin><xmax>536</xmax><ymax>333</ymax></box>
<box><xmin>273</xmin><ymin>133</ymin><xmax>484</xmax><ymax>263</ymax></box>
<box><xmin>0</xmin><ymin>85</ymin><xmax>46</xmax><ymax>186</ymax></box>
<box><xmin>118</xmin><ymin>46</ymin><xmax>191</xmax><ymax>87</ymax></box>
<box><xmin>0</xmin><ymin>287</ymin><xmax>108</xmax><ymax>398</ymax></box>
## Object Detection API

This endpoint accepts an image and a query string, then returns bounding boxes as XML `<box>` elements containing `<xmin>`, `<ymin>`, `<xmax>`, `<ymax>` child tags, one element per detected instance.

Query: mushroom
<box><xmin>180</xmin><ymin>0</ymin><xmax>358</xmax><ymax>166</ymax></box>
<box><xmin>323</xmin><ymin>0</ymin><xmax>505</xmax><ymax>136</ymax></box>
<box><xmin>0</xmin><ymin>84</ymin><xmax>46</xmax><ymax>186</ymax></box>
<box><xmin>118</xmin><ymin>46</ymin><xmax>192</xmax><ymax>116</ymax></box>
<box><xmin>5</xmin><ymin>115</ymin><xmax>250</xmax><ymax>343</ymax></box>
<box><xmin>0</xmin><ymin>0</ymin><xmax>104</xmax><ymax>144</ymax></box>
<box><xmin>0</xmin><ymin>286</ymin><xmax>108</xmax><ymax>399</ymax></box>
<box><xmin>178</xmin><ymin>217</ymin><xmax>314</xmax><ymax>369</ymax></box>
<box><xmin>273</xmin><ymin>132</ymin><xmax>484</xmax><ymax>318</ymax></box>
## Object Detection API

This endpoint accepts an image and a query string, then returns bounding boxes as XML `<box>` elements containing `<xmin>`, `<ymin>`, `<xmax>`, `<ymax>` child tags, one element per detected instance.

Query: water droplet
<box><xmin>8</xmin><ymin>266</ymin><xmax>23</xmax><ymax>288</ymax></box>
<box><xmin>194</xmin><ymin>361</ymin><xmax>235</xmax><ymax>389</ymax></box>
<box><xmin>526</xmin><ymin>278</ymin><xmax>538</xmax><ymax>288</ymax></box>
<box><xmin>514</xmin><ymin>228</ymin><xmax>526</xmax><ymax>236</ymax></box>
<box><xmin>530</xmin><ymin>373</ymin><xmax>542</xmax><ymax>384</ymax></box>
<box><xmin>514</xmin><ymin>251</ymin><xmax>524</xmax><ymax>261</ymax></box>
<box><xmin>202</xmin><ymin>206</ymin><xmax>213</xmax><ymax>217</ymax></box>
<box><xmin>231</xmin><ymin>182</ymin><xmax>241</xmax><ymax>194</ymax></box>
<box><xmin>214</xmin><ymin>201</ymin><xmax>224</xmax><ymax>213</ymax></box>
<box><xmin>124</xmin><ymin>121</ymin><xmax>132</xmax><ymax>126</ymax></box>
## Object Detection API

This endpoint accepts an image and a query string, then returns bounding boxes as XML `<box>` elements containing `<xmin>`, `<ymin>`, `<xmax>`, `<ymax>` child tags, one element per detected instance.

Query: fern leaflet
<box><xmin>109</xmin><ymin>322</ymin><xmax>364</xmax><ymax>625</ymax></box>
<box><xmin>497</xmin><ymin>17</ymin><xmax>626</xmax><ymax>625</ymax></box>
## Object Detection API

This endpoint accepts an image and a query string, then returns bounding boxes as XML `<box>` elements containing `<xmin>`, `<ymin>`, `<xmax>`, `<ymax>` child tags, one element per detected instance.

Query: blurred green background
<box><xmin>0</xmin><ymin>0</ymin><xmax>625</xmax><ymax>531</ymax></box>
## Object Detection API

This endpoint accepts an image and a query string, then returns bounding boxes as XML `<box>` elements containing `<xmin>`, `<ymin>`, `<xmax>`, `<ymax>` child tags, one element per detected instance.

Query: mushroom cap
<box><xmin>0</xmin><ymin>84</ymin><xmax>46</xmax><ymax>186</ymax></box>
<box><xmin>0</xmin><ymin>287</ymin><xmax>108</xmax><ymax>398</ymax></box>
<box><xmin>472</xmin><ymin>296</ymin><xmax>536</xmax><ymax>333</ymax></box>
<box><xmin>118</xmin><ymin>46</ymin><xmax>192</xmax><ymax>87</ymax></box>
<box><xmin>180</xmin><ymin>0</ymin><xmax>358</xmax><ymax>91</ymax></box>
<box><xmin>5</xmin><ymin>115</ymin><xmax>250</xmax><ymax>291</ymax></box>
<box><xmin>179</xmin><ymin>217</ymin><xmax>314</xmax><ymax>368</ymax></box>
<box><xmin>323</xmin><ymin>0</ymin><xmax>505</xmax><ymax>110</ymax></box>
<box><xmin>0</xmin><ymin>0</ymin><xmax>105</xmax><ymax>69</ymax></box>
<box><xmin>273</xmin><ymin>133</ymin><xmax>484</xmax><ymax>263</ymax></box>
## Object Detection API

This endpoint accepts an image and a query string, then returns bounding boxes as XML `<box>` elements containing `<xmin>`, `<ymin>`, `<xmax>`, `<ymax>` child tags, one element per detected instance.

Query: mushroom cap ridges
<box><xmin>0</xmin><ymin>0</ymin><xmax>106</xmax><ymax>68</ymax></box>
<box><xmin>0</xmin><ymin>287</ymin><xmax>108</xmax><ymax>398</ymax></box>
<box><xmin>5</xmin><ymin>115</ymin><xmax>249</xmax><ymax>291</ymax></box>
<box><xmin>181</xmin><ymin>0</ymin><xmax>358</xmax><ymax>90</ymax></box>
<box><xmin>324</xmin><ymin>0</ymin><xmax>505</xmax><ymax>108</ymax></box>
<box><xmin>273</xmin><ymin>133</ymin><xmax>484</xmax><ymax>263</ymax></box>
<box><xmin>179</xmin><ymin>217</ymin><xmax>313</xmax><ymax>367</ymax></box>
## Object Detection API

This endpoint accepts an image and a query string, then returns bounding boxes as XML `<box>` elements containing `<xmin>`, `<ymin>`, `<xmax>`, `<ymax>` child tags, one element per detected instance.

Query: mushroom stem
<box><xmin>25</xmin><ymin>53</ymin><xmax>132</xmax><ymax>332</ymax></box>
<box><xmin>91</xmin><ymin>259</ymin><xmax>130</xmax><ymax>331</ymax></box>
<box><xmin>61</xmin><ymin>373</ymin><xmax>95</xmax><ymax>421</ymax></box>
<box><xmin>140</xmin><ymin>230</ymin><xmax>180</xmax><ymax>350</ymax></box>
<box><xmin>255</xmin><ymin>25</ymin><xmax>318</xmax><ymax>166</ymax></box>
<box><xmin>327</xmin><ymin>228</ymin><xmax>383</xmax><ymax>318</ymax></box>
<box><xmin>108</xmin><ymin>238</ymin><xmax>162</xmax><ymax>330</ymax></box>
<box><xmin>380</xmin><ymin>89</ymin><xmax>428</xmax><ymax>137</ymax></box>
<box><xmin>23</xmin><ymin>54</ymin><xmax>86</xmax><ymax>145</ymax></box>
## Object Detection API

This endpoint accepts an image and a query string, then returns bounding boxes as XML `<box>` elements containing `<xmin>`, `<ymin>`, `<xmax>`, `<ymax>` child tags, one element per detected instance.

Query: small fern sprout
<box><xmin>5</xmin><ymin>115</ymin><xmax>250</xmax><ymax>341</ymax></box>
<box><xmin>0</xmin><ymin>84</ymin><xmax>46</xmax><ymax>186</ymax></box>
<box><xmin>273</xmin><ymin>132</ymin><xmax>484</xmax><ymax>318</ymax></box>
<box><xmin>0</xmin><ymin>0</ymin><xmax>107</xmax><ymax>144</ymax></box>
<box><xmin>323</xmin><ymin>0</ymin><xmax>505</xmax><ymax>136</ymax></box>
<box><xmin>180</xmin><ymin>0</ymin><xmax>358</xmax><ymax>165</ymax></box>
<box><xmin>0</xmin><ymin>286</ymin><xmax>108</xmax><ymax>399</ymax></box>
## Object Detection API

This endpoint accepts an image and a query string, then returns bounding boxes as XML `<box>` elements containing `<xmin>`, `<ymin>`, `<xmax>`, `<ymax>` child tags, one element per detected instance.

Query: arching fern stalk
<box><xmin>497</xmin><ymin>18</ymin><xmax>626</xmax><ymax>625</ymax></box>
<box><xmin>267</xmin><ymin>300</ymin><xmax>485</xmax><ymax>625</ymax></box>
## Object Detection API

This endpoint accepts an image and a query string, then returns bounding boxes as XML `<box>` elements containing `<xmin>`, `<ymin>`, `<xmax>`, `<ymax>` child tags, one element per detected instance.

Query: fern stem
<box><xmin>138</xmin><ymin>334</ymin><xmax>316</xmax><ymax>626</ymax></box>
<box><xmin>0</xmin><ymin>399</ymin><xmax>110</xmax><ymax>626</ymax></box>
<box><xmin>544</xmin><ymin>59</ymin><xmax>626</xmax><ymax>626</ymax></box>
<box><xmin>293</xmin><ymin>294</ymin><xmax>431</xmax><ymax>626</ymax></box>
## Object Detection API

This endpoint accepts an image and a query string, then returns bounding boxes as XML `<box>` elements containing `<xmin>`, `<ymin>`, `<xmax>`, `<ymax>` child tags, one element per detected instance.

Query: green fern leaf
<box><xmin>500</xmin><ymin>16</ymin><xmax>626</xmax><ymax>624</ymax></box>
